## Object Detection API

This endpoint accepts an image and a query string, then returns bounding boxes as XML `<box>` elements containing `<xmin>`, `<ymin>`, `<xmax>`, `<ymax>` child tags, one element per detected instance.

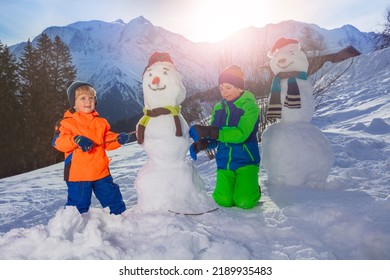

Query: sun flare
<box><xmin>188</xmin><ymin>0</ymin><xmax>271</xmax><ymax>42</ymax></box>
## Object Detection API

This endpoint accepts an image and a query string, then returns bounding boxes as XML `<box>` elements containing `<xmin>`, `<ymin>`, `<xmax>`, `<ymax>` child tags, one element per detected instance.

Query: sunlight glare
<box><xmin>188</xmin><ymin>0</ymin><xmax>271</xmax><ymax>42</ymax></box>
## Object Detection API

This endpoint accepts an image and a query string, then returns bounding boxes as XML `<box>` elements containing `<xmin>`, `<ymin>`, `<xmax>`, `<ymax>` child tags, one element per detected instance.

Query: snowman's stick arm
<box><xmin>93</xmin><ymin>131</ymin><xmax>136</xmax><ymax>147</ymax></box>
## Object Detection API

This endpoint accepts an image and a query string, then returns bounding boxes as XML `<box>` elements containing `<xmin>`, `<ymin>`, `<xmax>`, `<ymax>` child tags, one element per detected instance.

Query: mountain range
<box><xmin>9</xmin><ymin>16</ymin><xmax>378</xmax><ymax>123</ymax></box>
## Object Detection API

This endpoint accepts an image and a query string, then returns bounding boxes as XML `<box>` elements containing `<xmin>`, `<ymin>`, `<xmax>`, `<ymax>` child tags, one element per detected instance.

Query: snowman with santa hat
<box><xmin>134</xmin><ymin>52</ymin><xmax>216</xmax><ymax>214</ymax></box>
<box><xmin>261</xmin><ymin>38</ymin><xmax>334</xmax><ymax>192</ymax></box>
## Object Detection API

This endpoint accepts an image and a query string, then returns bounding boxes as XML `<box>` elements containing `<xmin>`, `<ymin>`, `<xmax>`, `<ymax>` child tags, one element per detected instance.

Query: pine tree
<box><xmin>50</xmin><ymin>35</ymin><xmax>77</xmax><ymax>163</ymax></box>
<box><xmin>18</xmin><ymin>33</ymin><xmax>77</xmax><ymax>171</ymax></box>
<box><xmin>0</xmin><ymin>42</ymin><xmax>22</xmax><ymax>178</ymax></box>
<box><xmin>18</xmin><ymin>39</ymin><xmax>42</xmax><ymax>170</ymax></box>
<box><xmin>35</xmin><ymin>33</ymin><xmax>60</xmax><ymax>167</ymax></box>
<box><xmin>52</xmin><ymin>35</ymin><xmax>76</xmax><ymax>120</ymax></box>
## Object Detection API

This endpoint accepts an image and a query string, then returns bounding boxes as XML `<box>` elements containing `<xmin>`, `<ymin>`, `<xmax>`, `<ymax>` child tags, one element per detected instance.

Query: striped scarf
<box><xmin>137</xmin><ymin>105</ymin><xmax>182</xmax><ymax>144</ymax></box>
<box><xmin>266</xmin><ymin>71</ymin><xmax>308</xmax><ymax>119</ymax></box>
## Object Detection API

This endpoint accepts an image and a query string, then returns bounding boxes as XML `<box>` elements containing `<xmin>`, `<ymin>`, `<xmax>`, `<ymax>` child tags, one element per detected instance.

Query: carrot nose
<box><xmin>152</xmin><ymin>76</ymin><xmax>160</xmax><ymax>85</ymax></box>
<box><xmin>278</xmin><ymin>58</ymin><xmax>287</xmax><ymax>64</ymax></box>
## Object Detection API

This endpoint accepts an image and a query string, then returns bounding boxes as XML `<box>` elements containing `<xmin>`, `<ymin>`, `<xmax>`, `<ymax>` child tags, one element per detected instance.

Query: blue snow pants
<box><xmin>66</xmin><ymin>175</ymin><xmax>126</xmax><ymax>215</ymax></box>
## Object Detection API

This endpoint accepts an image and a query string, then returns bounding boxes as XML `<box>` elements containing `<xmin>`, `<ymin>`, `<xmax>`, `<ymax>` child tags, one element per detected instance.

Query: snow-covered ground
<box><xmin>0</xmin><ymin>48</ymin><xmax>389</xmax><ymax>272</ymax></box>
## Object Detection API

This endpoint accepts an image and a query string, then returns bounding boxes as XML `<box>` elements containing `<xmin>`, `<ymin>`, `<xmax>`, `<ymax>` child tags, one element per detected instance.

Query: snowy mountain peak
<box><xmin>113</xmin><ymin>19</ymin><xmax>125</xmax><ymax>25</ymax></box>
<box><xmin>128</xmin><ymin>15</ymin><xmax>152</xmax><ymax>26</ymax></box>
<box><xmin>339</xmin><ymin>24</ymin><xmax>360</xmax><ymax>32</ymax></box>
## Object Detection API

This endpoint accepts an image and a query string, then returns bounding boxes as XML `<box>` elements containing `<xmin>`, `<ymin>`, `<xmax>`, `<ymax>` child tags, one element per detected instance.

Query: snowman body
<box><xmin>262</xmin><ymin>40</ymin><xmax>333</xmax><ymax>189</ymax></box>
<box><xmin>261</xmin><ymin>122</ymin><xmax>334</xmax><ymax>189</ymax></box>
<box><xmin>276</xmin><ymin>78</ymin><xmax>315</xmax><ymax>122</ymax></box>
<box><xmin>135</xmin><ymin>60</ymin><xmax>214</xmax><ymax>212</ymax></box>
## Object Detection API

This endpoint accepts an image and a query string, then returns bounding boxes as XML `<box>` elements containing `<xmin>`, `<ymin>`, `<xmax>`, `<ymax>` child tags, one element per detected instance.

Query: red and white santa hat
<box><xmin>270</xmin><ymin>37</ymin><xmax>300</xmax><ymax>53</ymax></box>
<box><xmin>143</xmin><ymin>51</ymin><xmax>175</xmax><ymax>76</ymax></box>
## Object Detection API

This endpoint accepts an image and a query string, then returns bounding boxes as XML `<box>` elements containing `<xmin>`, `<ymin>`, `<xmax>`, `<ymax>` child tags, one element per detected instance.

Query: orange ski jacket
<box><xmin>53</xmin><ymin>109</ymin><xmax>121</xmax><ymax>181</ymax></box>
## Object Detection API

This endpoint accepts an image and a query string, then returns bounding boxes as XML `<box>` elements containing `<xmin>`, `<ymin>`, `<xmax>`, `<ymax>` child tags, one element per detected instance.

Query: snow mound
<box><xmin>349</xmin><ymin>118</ymin><xmax>390</xmax><ymax>134</ymax></box>
<box><xmin>0</xmin><ymin>206</ymin><xmax>215</xmax><ymax>259</ymax></box>
<box><xmin>365</xmin><ymin>118</ymin><xmax>390</xmax><ymax>134</ymax></box>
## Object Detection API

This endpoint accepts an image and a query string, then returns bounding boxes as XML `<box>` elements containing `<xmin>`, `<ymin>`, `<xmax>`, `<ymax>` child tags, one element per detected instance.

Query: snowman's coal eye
<box><xmin>163</xmin><ymin>71</ymin><xmax>168</xmax><ymax>75</ymax></box>
<box><xmin>149</xmin><ymin>73</ymin><xmax>152</xmax><ymax>77</ymax></box>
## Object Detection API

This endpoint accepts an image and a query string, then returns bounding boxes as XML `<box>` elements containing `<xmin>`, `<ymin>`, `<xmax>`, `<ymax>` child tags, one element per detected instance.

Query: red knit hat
<box><xmin>143</xmin><ymin>52</ymin><xmax>174</xmax><ymax>76</ymax></box>
<box><xmin>271</xmin><ymin>37</ymin><xmax>299</xmax><ymax>53</ymax></box>
<box><xmin>218</xmin><ymin>65</ymin><xmax>245</xmax><ymax>89</ymax></box>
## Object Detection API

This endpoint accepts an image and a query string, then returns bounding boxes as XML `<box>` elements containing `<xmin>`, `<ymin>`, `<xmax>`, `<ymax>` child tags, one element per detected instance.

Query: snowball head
<box><xmin>143</xmin><ymin>61</ymin><xmax>186</xmax><ymax>109</ymax></box>
<box><xmin>261</xmin><ymin>122</ymin><xmax>334</xmax><ymax>189</ymax></box>
<box><xmin>268</xmin><ymin>43</ymin><xmax>309</xmax><ymax>75</ymax></box>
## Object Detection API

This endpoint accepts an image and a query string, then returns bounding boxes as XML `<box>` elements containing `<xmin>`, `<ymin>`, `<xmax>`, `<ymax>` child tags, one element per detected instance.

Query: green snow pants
<box><xmin>212</xmin><ymin>165</ymin><xmax>261</xmax><ymax>209</ymax></box>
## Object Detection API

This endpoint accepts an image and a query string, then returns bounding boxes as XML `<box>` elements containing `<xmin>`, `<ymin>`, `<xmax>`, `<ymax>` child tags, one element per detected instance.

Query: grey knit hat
<box><xmin>66</xmin><ymin>81</ymin><xmax>95</xmax><ymax>107</ymax></box>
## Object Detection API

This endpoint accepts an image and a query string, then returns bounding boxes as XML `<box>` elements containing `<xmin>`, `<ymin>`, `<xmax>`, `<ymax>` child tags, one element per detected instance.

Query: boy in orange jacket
<box><xmin>52</xmin><ymin>81</ymin><xmax>129</xmax><ymax>214</ymax></box>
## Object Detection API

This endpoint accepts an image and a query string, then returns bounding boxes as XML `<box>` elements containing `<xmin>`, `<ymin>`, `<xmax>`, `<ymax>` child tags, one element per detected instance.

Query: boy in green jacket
<box><xmin>189</xmin><ymin>65</ymin><xmax>261</xmax><ymax>209</ymax></box>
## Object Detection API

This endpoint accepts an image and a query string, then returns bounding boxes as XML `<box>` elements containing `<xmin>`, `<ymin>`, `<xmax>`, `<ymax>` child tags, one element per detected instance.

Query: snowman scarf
<box><xmin>137</xmin><ymin>105</ymin><xmax>182</xmax><ymax>144</ymax></box>
<box><xmin>266</xmin><ymin>71</ymin><xmax>308</xmax><ymax>119</ymax></box>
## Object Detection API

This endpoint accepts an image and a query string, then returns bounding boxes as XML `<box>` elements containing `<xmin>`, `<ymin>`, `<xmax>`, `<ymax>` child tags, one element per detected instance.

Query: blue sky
<box><xmin>0</xmin><ymin>0</ymin><xmax>389</xmax><ymax>46</ymax></box>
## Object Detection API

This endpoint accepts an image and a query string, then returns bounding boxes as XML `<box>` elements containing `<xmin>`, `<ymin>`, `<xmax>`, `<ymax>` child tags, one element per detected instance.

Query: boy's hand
<box><xmin>189</xmin><ymin>125</ymin><xmax>219</xmax><ymax>141</ymax></box>
<box><xmin>74</xmin><ymin>136</ymin><xmax>94</xmax><ymax>152</ymax></box>
<box><xmin>189</xmin><ymin>139</ymin><xmax>211</xmax><ymax>160</ymax></box>
<box><xmin>117</xmin><ymin>132</ymin><xmax>130</xmax><ymax>145</ymax></box>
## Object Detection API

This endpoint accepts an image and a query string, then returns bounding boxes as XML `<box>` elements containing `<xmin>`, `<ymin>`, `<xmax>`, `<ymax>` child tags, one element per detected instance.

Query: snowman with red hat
<box><xmin>261</xmin><ymin>38</ymin><xmax>334</xmax><ymax>192</ymax></box>
<box><xmin>266</xmin><ymin>37</ymin><xmax>315</xmax><ymax>122</ymax></box>
<box><xmin>134</xmin><ymin>52</ymin><xmax>215</xmax><ymax>213</ymax></box>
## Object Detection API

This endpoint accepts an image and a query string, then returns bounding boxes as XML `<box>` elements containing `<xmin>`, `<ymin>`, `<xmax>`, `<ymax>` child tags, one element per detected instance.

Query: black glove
<box><xmin>189</xmin><ymin>125</ymin><xmax>219</xmax><ymax>142</ymax></box>
<box><xmin>189</xmin><ymin>139</ymin><xmax>210</xmax><ymax>160</ymax></box>
<box><xmin>74</xmin><ymin>136</ymin><xmax>94</xmax><ymax>152</ymax></box>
